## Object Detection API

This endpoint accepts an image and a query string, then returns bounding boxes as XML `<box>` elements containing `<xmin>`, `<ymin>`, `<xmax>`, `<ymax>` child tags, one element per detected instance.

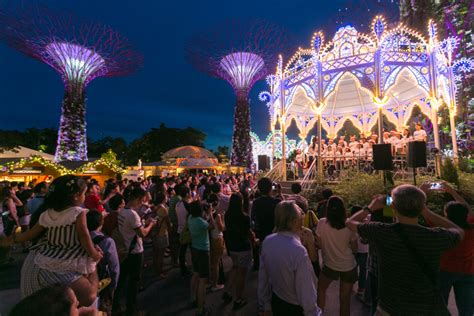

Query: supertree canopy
<box><xmin>186</xmin><ymin>20</ymin><xmax>287</xmax><ymax>168</ymax></box>
<box><xmin>0</xmin><ymin>6</ymin><xmax>143</xmax><ymax>161</ymax></box>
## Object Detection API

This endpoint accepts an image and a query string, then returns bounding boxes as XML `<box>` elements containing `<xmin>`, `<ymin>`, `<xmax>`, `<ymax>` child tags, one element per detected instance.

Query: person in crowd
<box><xmin>86</xmin><ymin>209</ymin><xmax>120</xmax><ymax>315</ymax></box>
<box><xmin>436</xmin><ymin>201</ymin><xmax>474</xmax><ymax>316</ymax></box>
<box><xmin>27</xmin><ymin>182</ymin><xmax>48</xmax><ymax>216</ymax></box>
<box><xmin>285</xmin><ymin>183</ymin><xmax>309</xmax><ymax>214</ymax></box>
<box><xmin>223</xmin><ymin>193</ymin><xmax>253</xmax><ymax>310</ymax></box>
<box><xmin>84</xmin><ymin>183</ymin><xmax>111</xmax><ymax>213</ymax></box>
<box><xmin>102</xmin><ymin>182</ymin><xmax>121</xmax><ymax>212</ymax></box>
<box><xmin>112</xmin><ymin>187</ymin><xmax>156</xmax><ymax>316</ymax></box>
<box><xmin>168</xmin><ymin>184</ymin><xmax>183</xmax><ymax>268</ymax></box>
<box><xmin>188</xmin><ymin>200</ymin><xmax>215</xmax><ymax>316</ymax></box>
<box><xmin>1</xmin><ymin>175</ymin><xmax>102</xmax><ymax>308</ymax></box>
<box><xmin>346</xmin><ymin>184</ymin><xmax>464</xmax><ymax>315</ymax></box>
<box><xmin>210</xmin><ymin>182</ymin><xmax>230</xmax><ymax>214</ymax></box>
<box><xmin>9</xmin><ymin>284</ymin><xmax>94</xmax><ymax>316</ymax></box>
<box><xmin>151</xmin><ymin>191</ymin><xmax>171</xmax><ymax>278</ymax></box>
<box><xmin>102</xmin><ymin>194</ymin><xmax>125</xmax><ymax>237</ymax></box>
<box><xmin>413</xmin><ymin>122</ymin><xmax>427</xmax><ymax>142</ymax></box>
<box><xmin>207</xmin><ymin>193</ymin><xmax>225</xmax><ymax>291</ymax></box>
<box><xmin>350</xmin><ymin>206</ymin><xmax>369</xmax><ymax>300</ymax></box>
<box><xmin>251</xmin><ymin>178</ymin><xmax>281</xmax><ymax>244</ymax></box>
<box><xmin>258</xmin><ymin>201</ymin><xmax>320</xmax><ymax>316</ymax></box>
<box><xmin>316</xmin><ymin>196</ymin><xmax>357</xmax><ymax>315</ymax></box>
<box><xmin>176</xmin><ymin>185</ymin><xmax>192</xmax><ymax>276</ymax></box>
<box><xmin>1</xmin><ymin>186</ymin><xmax>22</xmax><ymax>236</ymax></box>
<box><xmin>297</xmin><ymin>210</ymin><xmax>319</xmax><ymax>277</ymax></box>
<box><xmin>316</xmin><ymin>188</ymin><xmax>333</xmax><ymax>219</ymax></box>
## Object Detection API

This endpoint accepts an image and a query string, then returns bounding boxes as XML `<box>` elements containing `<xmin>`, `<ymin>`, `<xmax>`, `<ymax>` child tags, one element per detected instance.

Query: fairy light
<box><xmin>261</xmin><ymin>14</ymin><xmax>473</xmax><ymax>149</ymax></box>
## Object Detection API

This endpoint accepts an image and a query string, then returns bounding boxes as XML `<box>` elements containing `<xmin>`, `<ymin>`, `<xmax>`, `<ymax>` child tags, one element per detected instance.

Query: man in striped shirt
<box><xmin>347</xmin><ymin>185</ymin><xmax>464</xmax><ymax>315</ymax></box>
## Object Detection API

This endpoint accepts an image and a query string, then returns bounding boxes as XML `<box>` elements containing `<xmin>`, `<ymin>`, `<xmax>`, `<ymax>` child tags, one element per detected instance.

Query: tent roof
<box><xmin>162</xmin><ymin>146</ymin><xmax>216</xmax><ymax>159</ymax></box>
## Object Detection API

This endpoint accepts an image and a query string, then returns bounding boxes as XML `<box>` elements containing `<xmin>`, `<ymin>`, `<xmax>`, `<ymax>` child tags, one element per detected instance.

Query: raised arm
<box><xmin>422</xmin><ymin>207</ymin><xmax>465</xmax><ymax>240</ymax></box>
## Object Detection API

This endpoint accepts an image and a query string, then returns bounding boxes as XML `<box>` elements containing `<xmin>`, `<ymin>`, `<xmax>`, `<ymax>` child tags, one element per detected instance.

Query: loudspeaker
<box><xmin>407</xmin><ymin>141</ymin><xmax>427</xmax><ymax>168</ymax></box>
<box><xmin>373</xmin><ymin>144</ymin><xmax>393</xmax><ymax>170</ymax></box>
<box><xmin>258</xmin><ymin>155</ymin><xmax>270</xmax><ymax>170</ymax></box>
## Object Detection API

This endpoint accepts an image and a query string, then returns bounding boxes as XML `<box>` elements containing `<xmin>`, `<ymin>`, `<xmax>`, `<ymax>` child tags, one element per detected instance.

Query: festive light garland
<box><xmin>0</xmin><ymin>150</ymin><xmax>125</xmax><ymax>176</ymax></box>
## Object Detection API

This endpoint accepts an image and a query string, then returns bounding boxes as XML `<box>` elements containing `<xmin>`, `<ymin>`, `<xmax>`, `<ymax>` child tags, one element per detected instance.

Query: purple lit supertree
<box><xmin>0</xmin><ymin>6</ymin><xmax>143</xmax><ymax>161</ymax></box>
<box><xmin>186</xmin><ymin>20</ymin><xmax>286</xmax><ymax>168</ymax></box>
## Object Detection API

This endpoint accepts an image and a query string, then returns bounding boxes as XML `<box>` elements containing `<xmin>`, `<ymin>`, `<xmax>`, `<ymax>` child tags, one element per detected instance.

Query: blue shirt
<box><xmin>27</xmin><ymin>195</ymin><xmax>45</xmax><ymax>215</ymax></box>
<box><xmin>90</xmin><ymin>231</ymin><xmax>120</xmax><ymax>289</ymax></box>
<box><xmin>188</xmin><ymin>216</ymin><xmax>209</xmax><ymax>251</ymax></box>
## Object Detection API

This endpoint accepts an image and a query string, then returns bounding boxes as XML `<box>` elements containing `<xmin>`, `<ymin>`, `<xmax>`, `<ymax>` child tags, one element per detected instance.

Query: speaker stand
<box><xmin>413</xmin><ymin>167</ymin><xmax>417</xmax><ymax>186</ymax></box>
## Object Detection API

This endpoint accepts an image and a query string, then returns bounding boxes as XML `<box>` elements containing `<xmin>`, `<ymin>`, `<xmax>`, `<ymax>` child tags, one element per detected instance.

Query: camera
<box><xmin>386</xmin><ymin>195</ymin><xmax>392</xmax><ymax>206</ymax></box>
<box><xmin>430</xmin><ymin>182</ymin><xmax>442</xmax><ymax>190</ymax></box>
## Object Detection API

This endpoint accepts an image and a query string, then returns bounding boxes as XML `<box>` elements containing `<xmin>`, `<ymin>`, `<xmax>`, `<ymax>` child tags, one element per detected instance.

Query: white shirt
<box><xmin>413</xmin><ymin>130</ymin><xmax>427</xmax><ymax>141</ymax></box>
<box><xmin>316</xmin><ymin>218</ymin><xmax>357</xmax><ymax>271</ymax></box>
<box><xmin>118</xmin><ymin>208</ymin><xmax>144</xmax><ymax>254</ymax></box>
<box><xmin>349</xmin><ymin>141</ymin><xmax>359</xmax><ymax>150</ymax></box>
<box><xmin>259</xmin><ymin>232</ymin><xmax>321</xmax><ymax>316</ymax></box>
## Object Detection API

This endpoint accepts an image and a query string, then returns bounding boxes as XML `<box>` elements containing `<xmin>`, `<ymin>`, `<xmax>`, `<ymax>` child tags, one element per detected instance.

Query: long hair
<box><xmin>43</xmin><ymin>175</ymin><xmax>86</xmax><ymax>212</ymax></box>
<box><xmin>326</xmin><ymin>196</ymin><xmax>346</xmax><ymax>230</ymax></box>
<box><xmin>226</xmin><ymin>193</ymin><xmax>244</xmax><ymax>219</ymax></box>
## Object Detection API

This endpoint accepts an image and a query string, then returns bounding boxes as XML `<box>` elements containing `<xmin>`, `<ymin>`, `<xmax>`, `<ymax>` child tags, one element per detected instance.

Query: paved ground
<box><xmin>0</xmin><ymin>244</ymin><xmax>459</xmax><ymax>316</ymax></box>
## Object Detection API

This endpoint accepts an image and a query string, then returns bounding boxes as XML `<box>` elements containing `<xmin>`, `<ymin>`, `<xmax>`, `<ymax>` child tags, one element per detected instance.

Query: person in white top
<box><xmin>338</xmin><ymin>135</ymin><xmax>348</xmax><ymax>148</ymax></box>
<box><xmin>348</xmin><ymin>135</ymin><xmax>359</xmax><ymax>151</ymax></box>
<box><xmin>316</xmin><ymin>196</ymin><xmax>358</xmax><ymax>315</ymax></box>
<box><xmin>369</xmin><ymin>134</ymin><xmax>378</xmax><ymax>145</ymax></box>
<box><xmin>382</xmin><ymin>132</ymin><xmax>391</xmax><ymax>144</ymax></box>
<box><xmin>344</xmin><ymin>147</ymin><xmax>354</xmax><ymax>167</ymax></box>
<box><xmin>401</xmin><ymin>128</ymin><xmax>412</xmax><ymax>154</ymax></box>
<box><xmin>350</xmin><ymin>206</ymin><xmax>369</xmax><ymax>297</ymax></box>
<box><xmin>327</xmin><ymin>139</ymin><xmax>336</xmax><ymax>152</ymax></box>
<box><xmin>413</xmin><ymin>123</ymin><xmax>427</xmax><ymax>142</ymax></box>
<box><xmin>335</xmin><ymin>147</ymin><xmax>344</xmax><ymax>170</ymax></box>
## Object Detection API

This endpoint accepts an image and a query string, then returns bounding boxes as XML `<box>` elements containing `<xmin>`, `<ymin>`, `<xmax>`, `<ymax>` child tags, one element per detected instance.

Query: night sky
<box><xmin>0</xmin><ymin>0</ymin><xmax>396</xmax><ymax>149</ymax></box>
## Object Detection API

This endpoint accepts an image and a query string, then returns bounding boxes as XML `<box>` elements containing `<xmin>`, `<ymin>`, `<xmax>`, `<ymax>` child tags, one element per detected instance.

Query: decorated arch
<box><xmin>260</xmin><ymin>15</ymin><xmax>473</xmax><ymax>174</ymax></box>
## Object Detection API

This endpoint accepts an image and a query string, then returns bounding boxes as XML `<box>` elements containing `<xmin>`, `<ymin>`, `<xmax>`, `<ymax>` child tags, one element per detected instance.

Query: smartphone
<box><xmin>430</xmin><ymin>182</ymin><xmax>442</xmax><ymax>190</ymax></box>
<box><xmin>386</xmin><ymin>195</ymin><xmax>393</xmax><ymax>206</ymax></box>
<box><xmin>272</xmin><ymin>185</ymin><xmax>276</xmax><ymax>190</ymax></box>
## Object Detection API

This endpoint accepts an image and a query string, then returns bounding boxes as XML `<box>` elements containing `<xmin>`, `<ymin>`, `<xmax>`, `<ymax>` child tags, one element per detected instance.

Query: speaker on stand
<box><xmin>407</xmin><ymin>141</ymin><xmax>427</xmax><ymax>185</ymax></box>
<box><xmin>257</xmin><ymin>155</ymin><xmax>270</xmax><ymax>171</ymax></box>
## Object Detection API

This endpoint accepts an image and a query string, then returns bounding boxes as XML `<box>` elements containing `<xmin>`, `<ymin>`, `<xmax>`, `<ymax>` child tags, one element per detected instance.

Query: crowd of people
<box><xmin>0</xmin><ymin>168</ymin><xmax>473</xmax><ymax>316</ymax></box>
<box><xmin>292</xmin><ymin>123</ymin><xmax>428</xmax><ymax>177</ymax></box>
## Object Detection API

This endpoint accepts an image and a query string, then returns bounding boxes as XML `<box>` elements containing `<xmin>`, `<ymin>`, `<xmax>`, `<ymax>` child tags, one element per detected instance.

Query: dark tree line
<box><xmin>0</xmin><ymin>123</ymin><xmax>214</xmax><ymax>165</ymax></box>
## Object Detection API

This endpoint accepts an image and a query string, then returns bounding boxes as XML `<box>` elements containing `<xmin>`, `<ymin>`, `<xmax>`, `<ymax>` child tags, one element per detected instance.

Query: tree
<box><xmin>213</xmin><ymin>146</ymin><xmax>230</xmax><ymax>163</ymax></box>
<box><xmin>88</xmin><ymin>137</ymin><xmax>128</xmax><ymax>161</ymax></box>
<box><xmin>125</xmin><ymin>123</ymin><xmax>206</xmax><ymax>164</ymax></box>
<box><xmin>0</xmin><ymin>128</ymin><xmax>57</xmax><ymax>154</ymax></box>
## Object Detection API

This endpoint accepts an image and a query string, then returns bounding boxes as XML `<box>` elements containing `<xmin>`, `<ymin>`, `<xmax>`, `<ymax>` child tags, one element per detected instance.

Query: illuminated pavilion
<box><xmin>259</xmin><ymin>16</ymin><xmax>473</xmax><ymax>179</ymax></box>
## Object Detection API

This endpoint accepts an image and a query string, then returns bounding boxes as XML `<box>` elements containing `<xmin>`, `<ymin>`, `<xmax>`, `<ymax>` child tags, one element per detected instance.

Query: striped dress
<box><xmin>33</xmin><ymin>206</ymin><xmax>96</xmax><ymax>275</ymax></box>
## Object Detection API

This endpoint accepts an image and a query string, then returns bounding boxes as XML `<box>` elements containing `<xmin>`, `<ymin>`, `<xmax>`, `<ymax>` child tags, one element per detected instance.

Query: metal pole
<box><xmin>317</xmin><ymin>114</ymin><xmax>323</xmax><ymax>179</ymax></box>
<box><xmin>449</xmin><ymin>111</ymin><xmax>458</xmax><ymax>159</ymax></box>
<box><xmin>377</xmin><ymin>107</ymin><xmax>383</xmax><ymax>144</ymax></box>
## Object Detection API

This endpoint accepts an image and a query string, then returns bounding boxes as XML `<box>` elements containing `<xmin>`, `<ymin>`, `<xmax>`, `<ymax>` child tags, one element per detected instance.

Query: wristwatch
<box><xmin>363</xmin><ymin>206</ymin><xmax>372</xmax><ymax>213</ymax></box>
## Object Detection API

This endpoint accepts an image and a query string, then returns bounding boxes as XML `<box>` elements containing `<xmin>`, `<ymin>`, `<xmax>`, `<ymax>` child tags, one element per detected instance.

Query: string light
<box><xmin>260</xmin><ymin>14</ymin><xmax>473</xmax><ymax>151</ymax></box>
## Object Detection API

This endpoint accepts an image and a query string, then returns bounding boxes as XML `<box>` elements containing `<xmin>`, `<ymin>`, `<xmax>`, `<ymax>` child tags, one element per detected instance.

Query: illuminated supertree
<box><xmin>0</xmin><ymin>6</ymin><xmax>143</xmax><ymax>161</ymax></box>
<box><xmin>186</xmin><ymin>20</ymin><xmax>286</xmax><ymax>168</ymax></box>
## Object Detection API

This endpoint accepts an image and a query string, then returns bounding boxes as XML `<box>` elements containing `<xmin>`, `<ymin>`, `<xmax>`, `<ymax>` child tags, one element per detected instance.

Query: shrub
<box><xmin>332</xmin><ymin>171</ymin><xmax>385</xmax><ymax>207</ymax></box>
<box><xmin>441</xmin><ymin>158</ymin><xmax>459</xmax><ymax>186</ymax></box>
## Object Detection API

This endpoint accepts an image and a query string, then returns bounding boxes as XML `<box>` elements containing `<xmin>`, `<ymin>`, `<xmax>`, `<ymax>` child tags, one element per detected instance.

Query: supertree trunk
<box><xmin>54</xmin><ymin>85</ymin><xmax>88</xmax><ymax>161</ymax></box>
<box><xmin>231</xmin><ymin>97</ymin><xmax>253</xmax><ymax>168</ymax></box>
